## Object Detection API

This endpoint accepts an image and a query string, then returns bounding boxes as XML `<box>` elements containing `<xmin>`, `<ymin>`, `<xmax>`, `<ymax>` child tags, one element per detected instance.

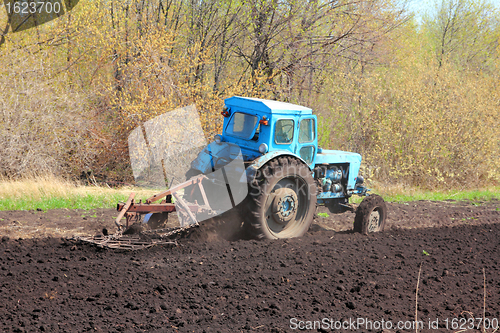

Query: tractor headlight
<box><xmin>259</xmin><ymin>143</ymin><xmax>268</xmax><ymax>154</ymax></box>
<box><xmin>214</xmin><ymin>134</ymin><xmax>222</xmax><ymax>144</ymax></box>
<box><xmin>356</xmin><ymin>175</ymin><xmax>364</xmax><ymax>184</ymax></box>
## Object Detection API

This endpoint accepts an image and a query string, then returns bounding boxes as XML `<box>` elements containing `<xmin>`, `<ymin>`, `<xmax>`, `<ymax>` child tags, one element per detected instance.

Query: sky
<box><xmin>405</xmin><ymin>0</ymin><xmax>500</xmax><ymax>23</ymax></box>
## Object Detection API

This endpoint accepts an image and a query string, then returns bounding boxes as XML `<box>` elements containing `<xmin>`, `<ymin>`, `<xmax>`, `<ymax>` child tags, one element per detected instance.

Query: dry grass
<box><xmin>0</xmin><ymin>174</ymin><xmax>157</xmax><ymax>199</ymax></box>
<box><xmin>0</xmin><ymin>175</ymin><xmax>158</xmax><ymax>210</ymax></box>
<box><xmin>1</xmin><ymin>175</ymin><xmax>497</xmax><ymax>209</ymax></box>
<box><xmin>415</xmin><ymin>262</ymin><xmax>422</xmax><ymax>333</ymax></box>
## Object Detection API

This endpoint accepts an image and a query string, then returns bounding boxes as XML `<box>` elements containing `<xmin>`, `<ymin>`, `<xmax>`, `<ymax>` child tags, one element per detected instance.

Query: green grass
<box><xmin>5</xmin><ymin>188</ymin><xmax>496</xmax><ymax>211</ymax></box>
<box><xmin>380</xmin><ymin>188</ymin><xmax>500</xmax><ymax>203</ymax></box>
<box><xmin>0</xmin><ymin>193</ymin><xmax>132</xmax><ymax>211</ymax></box>
<box><xmin>348</xmin><ymin>187</ymin><xmax>500</xmax><ymax>204</ymax></box>
<box><xmin>1</xmin><ymin>177</ymin><xmax>498</xmax><ymax>211</ymax></box>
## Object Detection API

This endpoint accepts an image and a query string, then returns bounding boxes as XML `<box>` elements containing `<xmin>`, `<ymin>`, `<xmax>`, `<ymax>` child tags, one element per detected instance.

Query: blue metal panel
<box><xmin>190</xmin><ymin>142</ymin><xmax>247</xmax><ymax>174</ymax></box>
<box><xmin>220</xmin><ymin>100</ymin><xmax>271</xmax><ymax>161</ymax></box>
<box><xmin>254</xmin><ymin>150</ymin><xmax>311</xmax><ymax>169</ymax></box>
<box><xmin>317</xmin><ymin>192</ymin><xmax>346</xmax><ymax>200</ymax></box>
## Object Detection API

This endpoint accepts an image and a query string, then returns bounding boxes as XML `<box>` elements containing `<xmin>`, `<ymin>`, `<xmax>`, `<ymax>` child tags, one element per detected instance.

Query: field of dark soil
<box><xmin>0</xmin><ymin>199</ymin><xmax>499</xmax><ymax>332</ymax></box>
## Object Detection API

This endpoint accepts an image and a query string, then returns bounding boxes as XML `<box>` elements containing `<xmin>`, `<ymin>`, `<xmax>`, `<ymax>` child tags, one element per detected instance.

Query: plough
<box><xmin>114</xmin><ymin>175</ymin><xmax>215</xmax><ymax>230</ymax></box>
<box><xmin>73</xmin><ymin>175</ymin><xmax>218</xmax><ymax>250</ymax></box>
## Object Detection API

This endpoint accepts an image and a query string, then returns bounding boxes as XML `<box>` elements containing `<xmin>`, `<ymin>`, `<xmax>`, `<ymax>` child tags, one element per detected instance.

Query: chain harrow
<box><xmin>71</xmin><ymin>175</ymin><xmax>220</xmax><ymax>250</ymax></box>
<box><xmin>71</xmin><ymin>223</ymin><xmax>200</xmax><ymax>251</ymax></box>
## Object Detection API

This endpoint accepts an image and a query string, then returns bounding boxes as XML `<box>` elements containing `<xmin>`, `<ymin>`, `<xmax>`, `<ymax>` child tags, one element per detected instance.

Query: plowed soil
<box><xmin>1</xmin><ymin>199</ymin><xmax>499</xmax><ymax>332</ymax></box>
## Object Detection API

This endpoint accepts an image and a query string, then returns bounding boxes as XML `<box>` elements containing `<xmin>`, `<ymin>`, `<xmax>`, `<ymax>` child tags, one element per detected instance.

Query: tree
<box><xmin>424</xmin><ymin>0</ymin><xmax>500</xmax><ymax>71</ymax></box>
<box><xmin>232</xmin><ymin>0</ymin><xmax>408</xmax><ymax>102</ymax></box>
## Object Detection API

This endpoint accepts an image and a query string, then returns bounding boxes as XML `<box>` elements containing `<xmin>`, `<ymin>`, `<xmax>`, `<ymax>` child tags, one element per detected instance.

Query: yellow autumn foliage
<box><xmin>0</xmin><ymin>0</ymin><xmax>498</xmax><ymax>190</ymax></box>
<box><xmin>316</xmin><ymin>52</ymin><xmax>500</xmax><ymax>189</ymax></box>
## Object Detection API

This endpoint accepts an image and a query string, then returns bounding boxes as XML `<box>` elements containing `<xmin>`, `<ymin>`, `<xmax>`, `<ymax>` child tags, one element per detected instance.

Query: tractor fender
<box><xmin>188</xmin><ymin>147</ymin><xmax>213</xmax><ymax>176</ymax></box>
<box><xmin>244</xmin><ymin>150</ymin><xmax>312</xmax><ymax>183</ymax></box>
<box><xmin>189</xmin><ymin>141</ymin><xmax>239</xmax><ymax>176</ymax></box>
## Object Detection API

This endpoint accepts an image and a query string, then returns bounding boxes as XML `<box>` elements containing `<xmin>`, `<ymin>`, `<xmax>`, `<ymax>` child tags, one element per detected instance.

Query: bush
<box><xmin>0</xmin><ymin>47</ymin><xmax>98</xmax><ymax>178</ymax></box>
<box><xmin>316</xmin><ymin>61</ymin><xmax>500</xmax><ymax>189</ymax></box>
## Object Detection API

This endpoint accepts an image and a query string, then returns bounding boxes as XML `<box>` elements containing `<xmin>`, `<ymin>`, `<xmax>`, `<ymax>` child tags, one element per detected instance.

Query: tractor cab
<box><xmin>190</xmin><ymin>96</ymin><xmax>366</xmax><ymax>200</ymax></box>
<box><xmin>220</xmin><ymin>96</ymin><xmax>318</xmax><ymax>166</ymax></box>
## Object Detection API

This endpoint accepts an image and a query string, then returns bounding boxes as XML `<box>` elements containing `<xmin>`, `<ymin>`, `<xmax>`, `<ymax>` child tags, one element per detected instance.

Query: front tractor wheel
<box><xmin>354</xmin><ymin>194</ymin><xmax>387</xmax><ymax>234</ymax></box>
<box><xmin>244</xmin><ymin>157</ymin><xmax>317</xmax><ymax>239</ymax></box>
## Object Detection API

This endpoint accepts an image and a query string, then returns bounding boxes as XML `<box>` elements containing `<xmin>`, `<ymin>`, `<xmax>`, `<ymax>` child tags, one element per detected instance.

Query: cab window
<box><xmin>274</xmin><ymin>119</ymin><xmax>294</xmax><ymax>144</ymax></box>
<box><xmin>226</xmin><ymin>112</ymin><xmax>258</xmax><ymax>139</ymax></box>
<box><xmin>299</xmin><ymin>118</ymin><xmax>315</xmax><ymax>143</ymax></box>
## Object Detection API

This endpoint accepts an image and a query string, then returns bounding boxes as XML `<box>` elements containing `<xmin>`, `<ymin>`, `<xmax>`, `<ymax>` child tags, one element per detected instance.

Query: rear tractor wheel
<box><xmin>353</xmin><ymin>194</ymin><xmax>387</xmax><ymax>234</ymax></box>
<box><xmin>244</xmin><ymin>156</ymin><xmax>317</xmax><ymax>239</ymax></box>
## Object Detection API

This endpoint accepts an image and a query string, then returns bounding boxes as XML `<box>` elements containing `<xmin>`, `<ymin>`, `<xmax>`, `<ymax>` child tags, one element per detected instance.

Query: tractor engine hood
<box><xmin>315</xmin><ymin>149</ymin><xmax>362</xmax><ymax>165</ymax></box>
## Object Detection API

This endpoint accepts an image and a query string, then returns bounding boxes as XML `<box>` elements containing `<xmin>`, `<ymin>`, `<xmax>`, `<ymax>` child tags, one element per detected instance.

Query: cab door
<box><xmin>296</xmin><ymin>117</ymin><xmax>317</xmax><ymax>165</ymax></box>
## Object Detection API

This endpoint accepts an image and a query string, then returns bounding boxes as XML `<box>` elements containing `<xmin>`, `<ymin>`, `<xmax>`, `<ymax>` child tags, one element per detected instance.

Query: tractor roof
<box><xmin>225</xmin><ymin>96</ymin><xmax>312</xmax><ymax>115</ymax></box>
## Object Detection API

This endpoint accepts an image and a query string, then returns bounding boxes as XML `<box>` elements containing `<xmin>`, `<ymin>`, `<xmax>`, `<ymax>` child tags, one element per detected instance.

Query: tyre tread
<box><xmin>244</xmin><ymin>156</ymin><xmax>316</xmax><ymax>239</ymax></box>
<box><xmin>354</xmin><ymin>194</ymin><xmax>387</xmax><ymax>234</ymax></box>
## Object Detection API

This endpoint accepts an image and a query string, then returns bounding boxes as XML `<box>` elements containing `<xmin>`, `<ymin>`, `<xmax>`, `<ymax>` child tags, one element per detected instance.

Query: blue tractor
<box><xmin>185</xmin><ymin>96</ymin><xmax>387</xmax><ymax>239</ymax></box>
